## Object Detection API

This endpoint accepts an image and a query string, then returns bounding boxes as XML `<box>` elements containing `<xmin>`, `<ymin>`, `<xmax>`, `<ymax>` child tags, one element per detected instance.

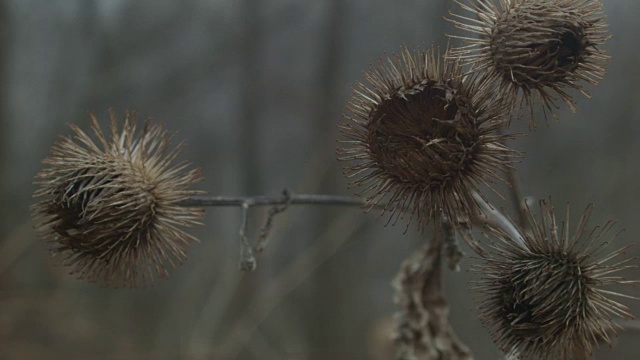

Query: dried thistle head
<box><xmin>448</xmin><ymin>0</ymin><xmax>610</xmax><ymax>125</ymax></box>
<box><xmin>338</xmin><ymin>46</ymin><xmax>517</xmax><ymax>229</ymax></box>
<box><xmin>32</xmin><ymin>110</ymin><xmax>204</xmax><ymax>288</ymax></box>
<box><xmin>475</xmin><ymin>199</ymin><xmax>636</xmax><ymax>359</ymax></box>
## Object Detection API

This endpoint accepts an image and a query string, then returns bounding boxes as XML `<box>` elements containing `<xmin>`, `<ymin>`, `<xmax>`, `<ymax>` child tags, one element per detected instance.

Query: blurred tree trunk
<box><xmin>77</xmin><ymin>0</ymin><xmax>101</xmax><ymax>111</ymax></box>
<box><xmin>0</xmin><ymin>0</ymin><xmax>9</xmax><ymax>239</ymax></box>
<box><xmin>233</xmin><ymin>0</ymin><xmax>265</xmax><ymax>356</ymax></box>
<box><xmin>309</xmin><ymin>0</ymin><xmax>351</xmax><ymax>356</ymax></box>
<box><xmin>311</xmin><ymin>0</ymin><xmax>346</xmax><ymax>159</ymax></box>
<box><xmin>239</xmin><ymin>0</ymin><xmax>263</xmax><ymax>194</ymax></box>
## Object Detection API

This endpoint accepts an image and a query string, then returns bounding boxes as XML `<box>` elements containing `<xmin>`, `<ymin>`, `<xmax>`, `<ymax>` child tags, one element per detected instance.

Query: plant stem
<box><xmin>179</xmin><ymin>194</ymin><xmax>373</xmax><ymax>208</ymax></box>
<box><xmin>469</xmin><ymin>192</ymin><xmax>526</xmax><ymax>248</ymax></box>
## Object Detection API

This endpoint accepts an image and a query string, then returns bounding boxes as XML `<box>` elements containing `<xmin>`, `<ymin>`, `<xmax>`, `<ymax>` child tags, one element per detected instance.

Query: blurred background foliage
<box><xmin>1</xmin><ymin>0</ymin><xmax>639</xmax><ymax>359</ymax></box>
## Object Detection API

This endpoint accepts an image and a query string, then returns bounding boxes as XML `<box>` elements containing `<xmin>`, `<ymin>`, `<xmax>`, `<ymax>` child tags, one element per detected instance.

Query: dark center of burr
<box><xmin>367</xmin><ymin>83</ymin><xmax>478</xmax><ymax>186</ymax></box>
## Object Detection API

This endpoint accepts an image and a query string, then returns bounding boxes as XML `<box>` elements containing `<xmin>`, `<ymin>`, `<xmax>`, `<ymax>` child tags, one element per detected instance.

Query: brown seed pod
<box><xmin>448</xmin><ymin>0</ymin><xmax>610</xmax><ymax>125</ymax></box>
<box><xmin>475</xmin><ymin>199</ymin><xmax>636</xmax><ymax>359</ymax></box>
<box><xmin>338</xmin><ymin>46</ymin><xmax>517</xmax><ymax>229</ymax></box>
<box><xmin>32</xmin><ymin>110</ymin><xmax>204</xmax><ymax>288</ymax></box>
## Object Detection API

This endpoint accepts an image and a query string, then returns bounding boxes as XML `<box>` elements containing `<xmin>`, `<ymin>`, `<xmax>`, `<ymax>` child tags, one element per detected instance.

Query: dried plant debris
<box><xmin>393</xmin><ymin>239</ymin><xmax>473</xmax><ymax>360</ymax></box>
<box><xmin>475</xmin><ymin>199</ymin><xmax>636</xmax><ymax>359</ymax></box>
<box><xmin>32</xmin><ymin>110</ymin><xmax>204</xmax><ymax>288</ymax></box>
<box><xmin>448</xmin><ymin>0</ymin><xmax>610</xmax><ymax>125</ymax></box>
<box><xmin>338</xmin><ymin>46</ymin><xmax>517</xmax><ymax>229</ymax></box>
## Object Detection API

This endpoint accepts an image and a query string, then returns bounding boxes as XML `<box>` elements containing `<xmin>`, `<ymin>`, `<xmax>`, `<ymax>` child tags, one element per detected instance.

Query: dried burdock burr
<box><xmin>32</xmin><ymin>110</ymin><xmax>204</xmax><ymax>288</ymax></box>
<box><xmin>448</xmin><ymin>0</ymin><xmax>610</xmax><ymax>125</ymax></box>
<box><xmin>337</xmin><ymin>46</ymin><xmax>517</xmax><ymax>229</ymax></box>
<box><xmin>475</xmin><ymin>199</ymin><xmax>636</xmax><ymax>359</ymax></box>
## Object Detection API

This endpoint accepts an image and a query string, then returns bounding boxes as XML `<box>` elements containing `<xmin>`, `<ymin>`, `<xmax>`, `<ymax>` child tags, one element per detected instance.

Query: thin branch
<box><xmin>183</xmin><ymin>193</ymin><xmax>380</xmax><ymax>272</ymax></box>
<box><xmin>185</xmin><ymin>191</ymin><xmax>528</xmax><ymax>255</ymax></box>
<box><xmin>255</xmin><ymin>189</ymin><xmax>293</xmax><ymax>254</ymax></box>
<box><xmin>179</xmin><ymin>193</ymin><xmax>378</xmax><ymax>208</ymax></box>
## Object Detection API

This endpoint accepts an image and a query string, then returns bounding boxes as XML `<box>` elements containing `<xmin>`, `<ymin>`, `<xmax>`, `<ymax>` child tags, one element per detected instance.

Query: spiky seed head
<box><xmin>448</xmin><ymin>0</ymin><xmax>610</xmax><ymax>125</ymax></box>
<box><xmin>32</xmin><ymin>110</ymin><xmax>204</xmax><ymax>288</ymax></box>
<box><xmin>337</xmin><ymin>46</ymin><xmax>517</xmax><ymax>229</ymax></box>
<box><xmin>475</xmin><ymin>199</ymin><xmax>636</xmax><ymax>359</ymax></box>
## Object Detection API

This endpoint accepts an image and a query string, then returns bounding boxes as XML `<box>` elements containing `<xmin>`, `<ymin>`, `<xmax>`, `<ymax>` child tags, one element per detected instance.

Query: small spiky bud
<box><xmin>338</xmin><ymin>46</ymin><xmax>517</xmax><ymax>228</ymax></box>
<box><xmin>32</xmin><ymin>110</ymin><xmax>204</xmax><ymax>288</ymax></box>
<box><xmin>475</xmin><ymin>199</ymin><xmax>636</xmax><ymax>359</ymax></box>
<box><xmin>448</xmin><ymin>0</ymin><xmax>610</xmax><ymax>125</ymax></box>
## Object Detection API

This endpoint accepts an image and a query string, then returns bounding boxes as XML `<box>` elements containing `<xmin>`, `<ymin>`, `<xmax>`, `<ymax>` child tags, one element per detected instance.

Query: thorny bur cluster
<box><xmin>337</xmin><ymin>0</ymin><xmax>635</xmax><ymax>358</ymax></box>
<box><xmin>30</xmin><ymin>0</ymin><xmax>635</xmax><ymax>358</ymax></box>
